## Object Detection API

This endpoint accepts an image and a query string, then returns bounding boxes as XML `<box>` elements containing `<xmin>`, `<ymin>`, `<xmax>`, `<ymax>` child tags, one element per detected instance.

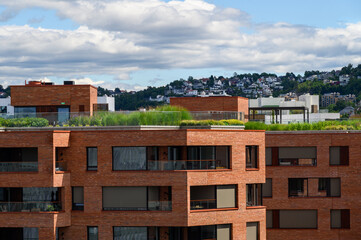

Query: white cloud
<box><xmin>70</xmin><ymin>77</ymin><xmax>104</xmax><ymax>85</ymax></box>
<box><xmin>0</xmin><ymin>0</ymin><xmax>360</xmax><ymax>88</ymax></box>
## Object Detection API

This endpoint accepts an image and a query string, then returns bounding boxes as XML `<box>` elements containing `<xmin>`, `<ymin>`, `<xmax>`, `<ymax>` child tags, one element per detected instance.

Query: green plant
<box><xmin>46</xmin><ymin>204</ymin><xmax>55</xmax><ymax>211</ymax></box>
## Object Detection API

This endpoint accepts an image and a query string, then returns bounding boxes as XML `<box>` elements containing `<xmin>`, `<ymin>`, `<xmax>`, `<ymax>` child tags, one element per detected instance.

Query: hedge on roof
<box><xmin>0</xmin><ymin>117</ymin><xmax>49</xmax><ymax>127</ymax></box>
<box><xmin>244</xmin><ymin>120</ymin><xmax>361</xmax><ymax>131</ymax></box>
<box><xmin>67</xmin><ymin>105</ymin><xmax>193</xmax><ymax>126</ymax></box>
<box><xmin>180</xmin><ymin>119</ymin><xmax>244</xmax><ymax>126</ymax></box>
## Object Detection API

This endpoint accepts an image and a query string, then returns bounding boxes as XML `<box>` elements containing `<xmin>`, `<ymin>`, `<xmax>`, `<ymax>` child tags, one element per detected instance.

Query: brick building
<box><xmin>0</xmin><ymin>126</ymin><xmax>266</xmax><ymax>240</ymax></box>
<box><xmin>170</xmin><ymin>96</ymin><xmax>249</xmax><ymax>121</ymax></box>
<box><xmin>10</xmin><ymin>81</ymin><xmax>98</xmax><ymax>123</ymax></box>
<box><xmin>264</xmin><ymin>131</ymin><xmax>361</xmax><ymax>240</ymax></box>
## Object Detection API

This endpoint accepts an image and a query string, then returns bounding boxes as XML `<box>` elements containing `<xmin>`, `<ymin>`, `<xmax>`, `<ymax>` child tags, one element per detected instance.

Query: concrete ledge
<box><xmin>266</xmin><ymin>130</ymin><xmax>361</xmax><ymax>134</ymax></box>
<box><xmin>180</xmin><ymin>125</ymin><xmax>245</xmax><ymax>130</ymax></box>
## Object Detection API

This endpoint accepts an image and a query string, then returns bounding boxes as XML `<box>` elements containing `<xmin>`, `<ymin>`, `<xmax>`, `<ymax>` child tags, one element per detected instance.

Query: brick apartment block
<box><xmin>11</xmin><ymin>81</ymin><xmax>98</xmax><ymax>117</ymax></box>
<box><xmin>0</xmin><ymin>127</ymin><xmax>266</xmax><ymax>240</ymax></box>
<box><xmin>264</xmin><ymin>131</ymin><xmax>361</xmax><ymax>240</ymax></box>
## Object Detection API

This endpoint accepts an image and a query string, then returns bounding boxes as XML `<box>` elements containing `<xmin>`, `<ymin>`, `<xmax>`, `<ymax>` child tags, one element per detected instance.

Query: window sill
<box><xmin>101</xmin><ymin>210</ymin><xmax>172</xmax><ymax>212</ymax></box>
<box><xmin>0</xmin><ymin>172</ymin><xmax>38</xmax><ymax>174</ymax></box>
<box><xmin>246</xmin><ymin>206</ymin><xmax>266</xmax><ymax>209</ymax></box>
<box><xmin>245</xmin><ymin>168</ymin><xmax>259</xmax><ymax>171</ymax></box>
<box><xmin>288</xmin><ymin>196</ymin><xmax>341</xmax><ymax>198</ymax></box>
<box><xmin>0</xmin><ymin>211</ymin><xmax>65</xmax><ymax>214</ymax></box>
<box><xmin>55</xmin><ymin>171</ymin><xmax>70</xmax><ymax>174</ymax></box>
<box><xmin>190</xmin><ymin>207</ymin><xmax>238</xmax><ymax>213</ymax></box>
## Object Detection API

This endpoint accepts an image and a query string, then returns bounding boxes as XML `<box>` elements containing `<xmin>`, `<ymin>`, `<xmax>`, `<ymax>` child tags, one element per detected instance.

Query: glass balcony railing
<box><xmin>0</xmin><ymin>202</ymin><xmax>61</xmax><ymax>212</ymax></box>
<box><xmin>0</xmin><ymin>162</ymin><xmax>38</xmax><ymax>172</ymax></box>
<box><xmin>103</xmin><ymin>201</ymin><xmax>172</xmax><ymax>211</ymax></box>
<box><xmin>190</xmin><ymin>199</ymin><xmax>216</xmax><ymax>210</ymax></box>
<box><xmin>148</xmin><ymin>160</ymin><xmax>228</xmax><ymax>170</ymax></box>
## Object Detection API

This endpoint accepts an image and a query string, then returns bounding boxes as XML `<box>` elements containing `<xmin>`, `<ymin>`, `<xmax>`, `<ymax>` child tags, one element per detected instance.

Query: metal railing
<box><xmin>103</xmin><ymin>201</ymin><xmax>172</xmax><ymax>211</ymax></box>
<box><xmin>190</xmin><ymin>199</ymin><xmax>216</xmax><ymax>210</ymax></box>
<box><xmin>0</xmin><ymin>202</ymin><xmax>61</xmax><ymax>212</ymax></box>
<box><xmin>0</xmin><ymin>162</ymin><xmax>38</xmax><ymax>172</ymax></box>
<box><xmin>147</xmin><ymin>160</ymin><xmax>229</xmax><ymax>170</ymax></box>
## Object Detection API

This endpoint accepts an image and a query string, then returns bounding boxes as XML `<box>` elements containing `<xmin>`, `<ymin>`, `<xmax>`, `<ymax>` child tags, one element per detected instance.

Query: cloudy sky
<box><xmin>0</xmin><ymin>0</ymin><xmax>360</xmax><ymax>90</ymax></box>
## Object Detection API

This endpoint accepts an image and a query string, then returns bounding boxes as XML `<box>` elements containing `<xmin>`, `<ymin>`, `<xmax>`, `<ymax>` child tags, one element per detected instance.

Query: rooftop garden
<box><xmin>0</xmin><ymin>105</ymin><xmax>360</xmax><ymax>130</ymax></box>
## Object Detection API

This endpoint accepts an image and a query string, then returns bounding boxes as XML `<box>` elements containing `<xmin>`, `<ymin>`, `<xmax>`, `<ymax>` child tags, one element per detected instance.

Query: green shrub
<box><xmin>0</xmin><ymin>117</ymin><xmax>49</xmax><ymax>127</ymax></box>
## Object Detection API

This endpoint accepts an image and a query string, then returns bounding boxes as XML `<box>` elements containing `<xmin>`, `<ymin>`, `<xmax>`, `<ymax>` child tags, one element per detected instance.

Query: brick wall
<box><xmin>10</xmin><ymin>85</ymin><xmax>97</xmax><ymax>115</ymax></box>
<box><xmin>0</xmin><ymin>129</ymin><xmax>265</xmax><ymax>240</ymax></box>
<box><xmin>265</xmin><ymin>132</ymin><xmax>361</xmax><ymax>240</ymax></box>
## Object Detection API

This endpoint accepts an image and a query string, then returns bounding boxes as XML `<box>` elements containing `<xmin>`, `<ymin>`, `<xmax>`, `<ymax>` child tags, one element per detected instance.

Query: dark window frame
<box><xmin>330</xmin><ymin>209</ymin><xmax>350</xmax><ymax>229</ymax></box>
<box><xmin>87</xmin><ymin>226</ymin><xmax>98</xmax><ymax>240</ymax></box>
<box><xmin>72</xmin><ymin>186</ymin><xmax>84</xmax><ymax>211</ymax></box>
<box><xmin>329</xmin><ymin>146</ymin><xmax>349</xmax><ymax>166</ymax></box>
<box><xmin>246</xmin><ymin>145</ymin><xmax>258</xmax><ymax>169</ymax></box>
<box><xmin>86</xmin><ymin>147</ymin><xmax>98</xmax><ymax>171</ymax></box>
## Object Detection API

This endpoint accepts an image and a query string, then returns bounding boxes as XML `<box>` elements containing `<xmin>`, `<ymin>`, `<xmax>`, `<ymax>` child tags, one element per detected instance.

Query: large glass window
<box><xmin>289</xmin><ymin>178</ymin><xmax>341</xmax><ymax>197</ymax></box>
<box><xmin>279</xmin><ymin>147</ymin><xmax>317</xmax><ymax>166</ymax></box>
<box><xmin>103</xmin><ymin>187</ymin><xmax>171</xmax><ymax>211</ymax></box>
<box><xmin>187</xmin><ymin>146</ymin><xmax>229</xmax><ymax>170</ymax></box>
<box><xmin>0</xmin><ymin>148</ymin><xmax>38</xmax><ymax>172</ymax></box>
<box><xmin>14</xmin><ymin>107</ymin><xmax>36</xmax><ymax>118</ymax></box>
<box><xmin>190</xmin><ymin>185</ymin><xmax>236</xmax><ymax>210</ymax></box>
<box><xmin>246</xmin><ymin>146</ymin><xmax>258</xmax><ymax>168</ymax></box>
<box><xmin>112</xmin><ymin>147</ymin><xmax>150</xmax><ymax>170</ymax></box>
<box><xmin>0</xmin><ymin>227</ymin><xmax>38</xmax><ymax>240</ymax></box>
<box><xmin>267</xmin><ymin>210</ymin><xmax>317</xmax><ymax>229</ymax></box>
<box><xmin>0</xmin><ymin>187</ymin><xmax>61</xmax><ymax>212</ymax></box>
<box><xmin>113</xmin><ymin>227</ymin><xmax>147</xmax><ymax>240</ymax></box>
<box><xmin>87</xmin><ymin>147</ymin><xmax>98</xmax><ymax>171</ymax></box>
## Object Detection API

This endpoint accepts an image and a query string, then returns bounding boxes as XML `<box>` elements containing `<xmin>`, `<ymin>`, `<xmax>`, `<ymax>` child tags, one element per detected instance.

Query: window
<box><xmin>0</xmin><ymin>228</ymin><xmax>39</xmax><ymax>240</ymax></box>
<box><xmin>330</xmin><ymin>147</ymin><xmax>349</xmax><ymax>165</ymax></box>
<box><xmin>331</xmin><ymin>209</ymin><xmax>350</xmax><ymax>229</ymax></box>
<box><xmin>87</xmin><ymin>147</ymin><xmax>98</xmax><ymax>171</ymax></box>
<box><xmin>262</xmin><ymin>179</ymin><xmax>272</xmax><ymax>198</ymax></box>
<box><xmin>87</xmin><ymin>226</ymin><xmax>98</xmax><ymax>240</ymax></box>
<box><xmin>289</xmin><ymin>178</ymin><xmax>340</xmax><ymax>197</ymax></box>
<box><xmin>267</xmin><ymin>210</ymin><xmax>317</xmax><ymax>229</ymax></box>
<box><xmin>102</xmin><ymin>186</ymin><xmax>171</xmax><ymax>211</ymax></box>
<box><xmin>0</xmin><ymin>187</ymin><xmax>61</xmax><ymax>212</ymax></box>
<box><xmin>246</xmin><ymin>184</ymin><xmax>262</xmax><ymax>207</ymax></box>
<box><xmin>318</xmin><ymin>178</ymin><xmax>341</xmax><ymax>197</ymax></box>
<box><xmin>188</xmin><ymin>224</ymin><xmax>230</xmax><ymax>240</ymax></box>
<box><xmin>190</xmin><ymin>185</ymin><xmax>236</xmax><ymax>210</ymax></box>
<box><xmin>14</xmin><ymin>106</ymin><xmax>36</xmax><ymax>118</ymax></box>
<box><xmin>72</xmin><ymin>187</ymin><xmax>84</xmax><ymax>210</ymax></box>
<box><xmin>0</xmin><ymin>148</ymin><xmax>38</xmax><ymax>172</ymax></box>
<box><xmin>186</xmin><ymin>146</ymin><xmax>229</xmax><ymax>170</ymax></box>
<box><xmin>113</xmin><ymin>147</ymin><xmax>154</xmax><ymax>170</ymax></box>
<box><xmin>278</xmin><ymin>147</ymin><xmax>317</xmax><ymax>166</ymax></box>
<box><xmin>246</xmin><ymin>146</ymin><xmax>258</xmax><ymax>168</ymax></box>
<box><xmin>265</xmin><ymin>148</ymin><xmax>273</xmax><ymax>166</ymax></box>
<box><xmin>288</xmin><ymin>178</ymin><xmax>306</xmax><ymax>197</ymax></box>
<box><xmin>113</xmin><ymin>227</ymin><xmax>159</xmax><ymax>240</ymax></box>
<box><xmin>246</xmin><ymin>222</ymin><xmax>259</xmax><ymax>240</ymax></box>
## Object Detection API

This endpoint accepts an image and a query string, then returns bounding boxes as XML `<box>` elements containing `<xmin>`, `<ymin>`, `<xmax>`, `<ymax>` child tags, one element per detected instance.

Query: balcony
<box><xmin>0</xmin><ymin>148</ymin><xmax>38</xmax><ymax>173</ymax></box>
<box><xmin>0</xmin><ymin>187</ymin><xmax>61</xmax><ymax>213</ymax></box>
<box><xmin>0</xmin><ymin>202</ymin><xmax>61</xmax><ymax>212</ymax></box>
<box><xmin>288</xmin><ymin>178</ymin><xmax>341</xmax><ymax>197</ymax></box>
<box><xmin>246</xmin><ymin>184</ymin><xmax>262</xmax><ymax>207</ymax></box>
<box><xmin>102</xmin><ymin>186</ymin><xmax>172</xmax><ymax>211</ymax></box>
<box><xmin>0</xmin><ymin>162</ymin><xmax>38</xmax><ymax>172</ymax></box>
<box><xmin>190</xmin><ymin>185</ymin><xmax>236</xmax><ymax>211</ymax></box>
<box><xmin>112</xmin><ymin>146</ymin><xmax>230</xmax><ymax>171</ymax></box>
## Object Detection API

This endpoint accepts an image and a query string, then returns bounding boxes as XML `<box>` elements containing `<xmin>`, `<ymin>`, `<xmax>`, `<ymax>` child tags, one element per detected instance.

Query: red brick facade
<box><xmin>10</xmin><ymin>84</ymin><xmax>98</xmax><ymax>115</ymax></box>
<box><xmin>0</xmin><ymin>128</ymin><xmax>265</xmax><ymax>240</ymax></box>
<box><xmin>170</xmin><ymin>96</ymin><xmax>249</xmax><ymax>120</ymax></box>
<box><xmin>265</xmin><ymin>132</ymin><xmax>361</xmax><ymax>240</ymax></box>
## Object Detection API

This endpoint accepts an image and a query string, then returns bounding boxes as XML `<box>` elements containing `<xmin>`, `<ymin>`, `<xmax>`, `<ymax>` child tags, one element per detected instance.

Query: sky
<box><xmin>0</xmin><ymin>0</ymin><xmax>360</xmax><ymax>90</ymax></box>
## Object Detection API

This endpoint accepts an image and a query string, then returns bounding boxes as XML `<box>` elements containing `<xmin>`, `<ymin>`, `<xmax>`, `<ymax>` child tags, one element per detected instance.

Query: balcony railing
<box><xmin>148</xmin><ymin>160</ymin><xmax>228</xmax><ymax>171</ymax></box>
<box><xmin>279</xmin><ymin>158</ymin><xmax>316</xmax><ymax>166</ymax></box>
<box><xmin>0</xmin><ymin>202</ymin><xmax>61</xmax><ymax>212</ymax></box>
<box><xmin>0</xmin><ymin>162</ymin><xmax>38</xmax><ymax>172</ymax></box>
<box><xmin>190</xmin><ymin>199</ymin><xmax>216</xmax><ymax>210</ymax></box>
<box><xmin>103</xmin><ymin>201</ymin><xmax>172</xmax><ymax>211</ymax></box>
<box><xmin>55</xmin><ymin>161</ymin><xmax>67</xmax><ymax>172</ymax></box>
